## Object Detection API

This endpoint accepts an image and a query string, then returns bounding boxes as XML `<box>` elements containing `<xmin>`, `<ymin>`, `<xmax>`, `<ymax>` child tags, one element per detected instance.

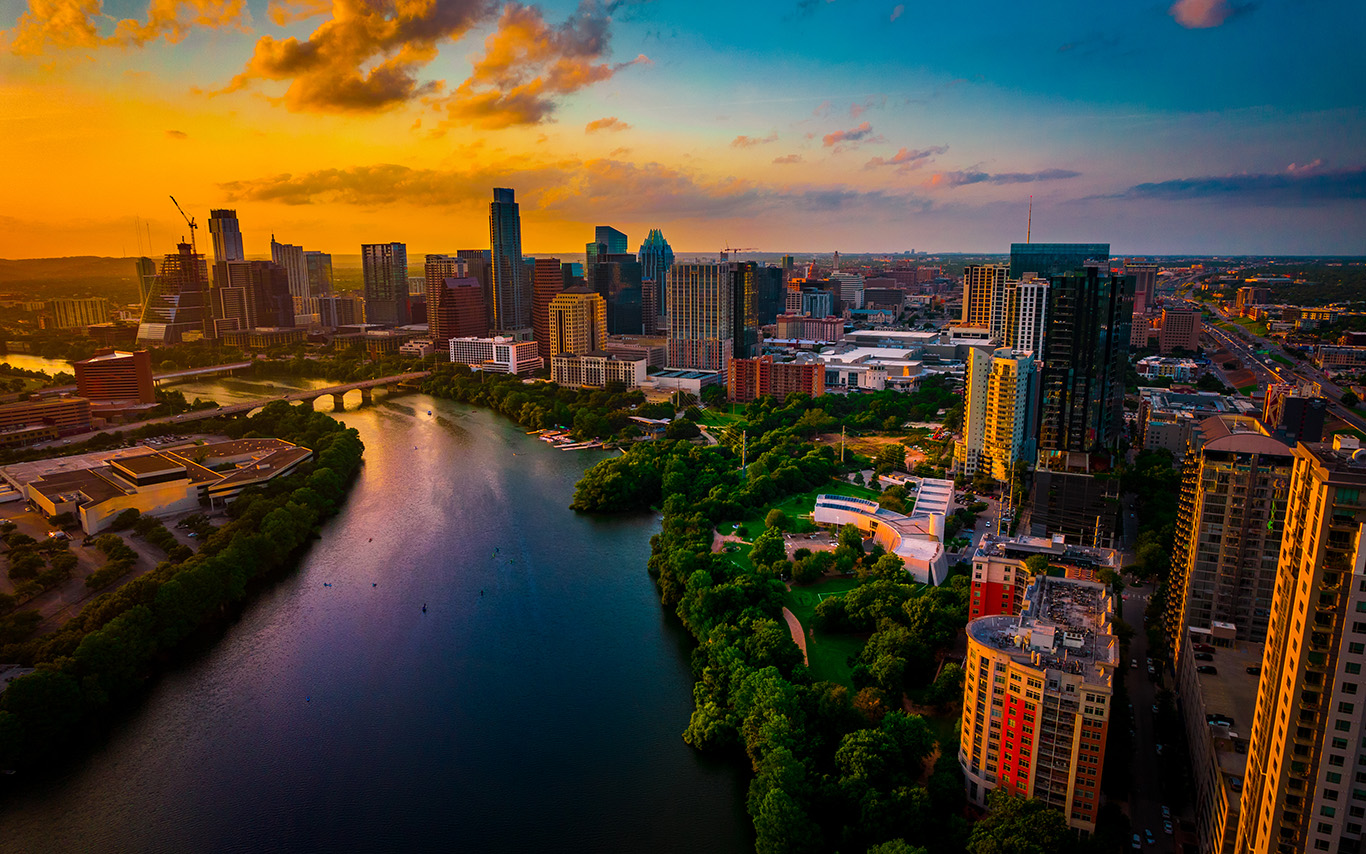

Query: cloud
<box><xmin>5</xmin><ymin>0</ymin><xmax>249</xmax><ymax>56</ymax></box>
<box><xmin>435</xmin><ymin>1</ymin><xmax>651</xmax><ymax>128</ymax></box>
<box><xmin>866</xmin><ymin>145</ymin><xmax>948</xmax><ymax>171</ymax></box>
<box><xmin>266</xmin><ymin>0</ymin><xmax>330</xmax><ymax>26</ymax></box>
<box><xmin>823</xmin><ymin>121</ymin><xmax>872</xmax><ymax>147</ymax></box>
<box><xmin>811</xmin><ymin>100</ymin><xmax>831</xmax><ymax>117</ymax></box>
<box><xmin>218</xmin><ymin>157</ymin><xmax>930</xmax><ymax>220</ymax></box>
<box><xmin>732</xmin><ymin>132</ymin><xmax>778</xmax><ymax>148</ymax></box>
<box><xmin>772</xmin><ymin>154</ymin><xmax>804</xmax><ymax>165</ymax></box>
<box><xmin>214</xmin><ymin>0</ymin><xmax>492</xmax><ymax>113</ymax></box>
<box><xmin>1169</xmin><ymin>0</ymin><xmax>1255</xmax><ymax>28</ymax></box>
<box><xmin>1102</xmin><ymin>163</ymin><xmax>1366</xmax><ymax>206</ymax></box>
<box><xmin>889</xmin><ymin>4</ymin><xmax>903</xmax><ymax>21</ymax></box>
<box><xmin>586</xmin><ymin>116</ymin><xmax>630</xmax><ymax>133</ymax></box>
<box><xmin>931</xmin><ymin>168</ymin><xmax>1081</xmax><ymax>187</ymax></box>
<box><xmin>165</xmin><ymin>129</ymin><xmax>188</xmax><ymax>139</ymax></box>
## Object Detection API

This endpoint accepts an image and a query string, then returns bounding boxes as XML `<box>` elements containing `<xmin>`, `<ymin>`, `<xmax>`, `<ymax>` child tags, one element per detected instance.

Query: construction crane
<box><xmin>169</xmin><ymin>195</ymin><xmax>198</xmax><ymax>253</ymax></box>
<box><xmin>721</xmin><ymin>243</ymin><xmax>759</xmax><ymax>260</ymax></box>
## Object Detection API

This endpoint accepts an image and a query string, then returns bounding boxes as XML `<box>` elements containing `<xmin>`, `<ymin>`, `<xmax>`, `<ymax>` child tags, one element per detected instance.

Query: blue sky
<box><xmin>2</xmin><ymin>0</ymin><xmax>1363</xmax><ymax>256</ymax></box>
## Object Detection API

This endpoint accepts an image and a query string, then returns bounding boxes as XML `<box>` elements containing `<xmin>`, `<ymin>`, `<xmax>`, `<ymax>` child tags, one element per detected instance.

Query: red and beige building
<box><xmin>727</xmin><ymin>354</ymin><xmax>823</xmax><ymax>403</ymax></box>
<box><xmin>968</xmin><ymin>534</ymin><xmax>1117</xmax><ymax>620</ymax></box>
<box><xmin>961</xmin><ymin>574</ymin><xmax>1118</xmax><ymax>834</ymax></box>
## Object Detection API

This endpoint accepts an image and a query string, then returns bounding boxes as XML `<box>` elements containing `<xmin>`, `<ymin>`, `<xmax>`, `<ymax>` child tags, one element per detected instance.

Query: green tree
<box><xmin>749</xmin><ymin>527</ymin><xmax>788</xmax><ymax>568</ymax></box>
<box><xmin>765</xmin><ymin>508</ymin><xmax>788</xmax><ymax>531</ymax></box>
<box><xmin>1343</xmin><ymin>390</ymin><xmax>1360</xmax><ymax>409</ymax></box>
<box><xmin>665</xmin><ymin>419</ymin><xmax>701</xmax><ymax>440</ymax></box>
<box><xmin>966</xmin><ymin>789</ymin><xmax>1076</xmax><ymax>854</ymax></box>
<box><xmin>1023</xmin><ymin>554</ymin><xmax>1050</xmax><ymax>577</ymax></box>
<box><xmin>839</xmin><ymin>524</ymin><xmax>866</xmax><ymax>555</ymax></box>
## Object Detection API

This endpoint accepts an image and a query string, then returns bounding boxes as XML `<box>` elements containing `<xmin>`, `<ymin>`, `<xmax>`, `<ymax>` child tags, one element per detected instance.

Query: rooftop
<box><xmin>975</xmin><ymin>534</ymin><xmax>1117</xmax><ymax>570</ymax></box>
<box><xmin>1185</xmin><ymin>635</ymin><xmax>1263</xmax><ymax>781</ymax></box>
<box><xmin>967</xmin><ymin>575</ymin><xmax>1117</xmax><ymax>684</ymax></box>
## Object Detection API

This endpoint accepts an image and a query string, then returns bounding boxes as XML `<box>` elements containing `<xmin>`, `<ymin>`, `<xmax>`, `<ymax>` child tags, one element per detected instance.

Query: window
<box><xmin>1346</xmin><ymin>682</ymin><xmax>1360</xmax><ymax>693</ymax></box>
<box><xmin>1350</xmin><ymin>663</ymin><xmax>1363</xmax><ymax>675</ymax></box>
<box><xmin>1315</xmin><ymin>840</ymin><xmax>1330</xmax><ymax>851</ymax></box>
<box><xmin>1326</xmin><ymin>789</ymin><xmax>1340</xmax><ymax>801</ymax></box>
<box><xmin>1322</xmin><ymin>806</ymin><xmax>1336</xmax><ymax>818</ymax></box>
<box><xmin>1329</xmin><ymin>772</ymin><xmax>1343</xmax><ymax>784</ymax></box>
<box><xmin>1335</xmin><ymin>738</ymin><xmax>1350</xmax><ymax>749</ymax></box>
<box><xmin>1338</xmin><ymin>720</ymin><xmax>1353</xmax><ymax>732</ymax></box>
<box><xmin>1330</xmin><ymin>755</ymin><xmax>1346</xmax><ymax>767</ymax></box>
<box><xmin>1341</xmin><ymin>702</ymin><xmax>1356</xmax><ymax>714</ymax></box>
<box><xmin>1352</xmin><ymin>643</ymin><xmax>1366</xmax><ymax>655</ymax></box>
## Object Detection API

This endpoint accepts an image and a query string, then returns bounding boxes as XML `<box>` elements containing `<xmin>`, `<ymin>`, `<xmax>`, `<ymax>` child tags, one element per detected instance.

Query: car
<box><xmin>1156</xmin><ymin>743</ymin><xmax>1164</xmax><ymax>755</ymax></box>
<box><xmin>1246</xmin><ymin>665</ymin><xmax>1262</xmax><ymax>675</ymax></box>
<box><xmin>1132</xmin><ymin>834</ymin><xmax>1142</xmax><ymax>850</ymax></box>
<box><xmin>1164</xmin><ymin>820</ymin><xmax>1174</xmax><ymax>835</ymax></box>
<box><xmin>1161</xmin><ymin>805</ymin><xmax>1171</xmax><ymax>820</ymax></box>
<box><xmin>1193</xmin><ymin>643</ymin><xmax>1215</xmax><ymax>653</ymax></box>
<box><xmin>1194</xmin><ymin>652</ymin><xmax>1214</xmax><ymax>661</ymax></box>
<box><xmin>1131</xmin><ymin>659</ymin><xmax>1139</xmax><ymax>668</ymax></box>
<box><xmin>1197</xmin><ymin>665</ymin><xmax>1219</xmax><ymax>675</ymax></box>
<box><xmin>1148</xmin><ymin>665</ymin><xmax>1156</xmax><ymax>675</ymax></box>
<box><xmin>1152</xmin><ymin>704</ymin><xmax>1159</xmax><ymax>715</ymax></box>
<box><xmin>1145</xmin><ymin>829</ymin><xmax>1156</xmax><ymax>845</ymax></box>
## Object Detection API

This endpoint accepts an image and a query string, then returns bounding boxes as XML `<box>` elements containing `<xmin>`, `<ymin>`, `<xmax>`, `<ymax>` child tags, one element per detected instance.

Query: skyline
<box><xmin>3</xmin><ymin>0</ymin><xmax>1365</xmax><ymax>258</ymax></box>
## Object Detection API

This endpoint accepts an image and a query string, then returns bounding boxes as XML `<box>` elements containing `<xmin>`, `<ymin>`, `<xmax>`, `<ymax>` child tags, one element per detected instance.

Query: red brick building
<box><xmin>727</xmin><ymin>355</ymin><xmax>824</xmax><ymax>403</ymax></box>
<box><xmin>72</xmin><ymin>349</ymin><xmax>154</xmax><ymax>404</ymax></box>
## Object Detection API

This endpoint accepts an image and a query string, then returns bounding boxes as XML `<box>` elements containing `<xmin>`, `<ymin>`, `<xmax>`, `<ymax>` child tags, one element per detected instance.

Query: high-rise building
<box><xmin>72</xmin><ymin>349</ymin><xmax>155</xmax><ymax>404</ymax></box>
<box><xmin>48</xmin><ymin>298</ymin><xmax>110</xmax><ymax>329</ymax></box>
<box><xmin>1264</xmin><ymin>384</ymin><xmax>1328</xmax><ymax>446</ymax></box>
<box><xmin>1165</xmin><ymin>415</ymin><xmax>1291</xmax><ymax>664</ymax></box>
<box><xmin>208</xmin><ymin>209</ymin><xmax>244</xmax><ymax>263</ymax></box>
<box><xmin>1036</xmin><ymin>268</ymin><xmax>1134</xmax><ymax>462</ymax></box>
<box><xmin>731</xmin><ymin>261</ymin><xmax>762</xmax><ymax>360</ymax></box>
<box><xmin>960</xmin><ymin>574</ymin><xmax>1117</xmax><ymax>834</ymax></box>
<box><xmin>316</xmin><ymin>295</ymin><xmax>362</xmax><ymax>328</ymax></box>
<box><xmin>361</xmin><ymin>242</ymin><xmax>409</xmax><ymax>326</ymax></box>
<box><xmin>667</xmin><ymin>262</ymin><xmax>733</xmax><ymax>373</ymax></box>
<box><xmin>1124</xmin><ymin>261</ymin><xmax>1159</xmax><ymax>316</ymax></box>
<box><xmin>727</xmin><ymin>355</ymin><xmax>823</xmax><ymax>403</ymax></box>
<box><xmin>1158</xmin><ymin>307</ymin><xmax>1202</xmax><ymax>353</ymax></box>
<box><xmin>489</xmin><ymin>189</ymin><xmax>530</xmax><ymax>334</ymax></box>
<box><xmin>638</xmin><ymin>229</ymin><xmax>675</xmax><ymax>317</ymax></box>
<box><xmin>586</xmin><ymin>225</ymin><xmax>628</xmax><ymax>286</ymax></box>
<box><xmin>532</xmin><ymin>258</ymin><xmax>565</xmax><ymax>363</ymax></box>
<box><xmin>830</xmin><ymin>272</ymin><xmax>865</xmax><ymax>311</ymax></box>
<box><xmin>305</xmin><ymin>251</ymin><xmax>333</xmax><ymax>296</ymax></box>
<box><xmin>246</xmin><ymin>261</ymin><xmax>295</xmax><ymax>328</ymax></box>
<box><xmin>1004</xmin><ymin>276</ymin><xmax>1049</xmax><ymax>353</ymax></box>
<box><xmin>956</xmin><ymin>347</ymin><xmax>1037</xmax><ymax>481</ymax></box>
<box><xmin>549</xmin><ymin>287</ymin><xmax>607</xmax><ymax>357</ymax></box>
<box><xmin>424</xmin><ymin>255</ymin><xmax>468</xmax><ymax>289</ymax></box>
<box><xmin>134</xmin><ymin>257</ymin><xmax>158</xmax><ymax>308</ymax></box>
<box><xmin>270</xmin><ymin>237</ymin><xmax>310</xmax><ymax>302</ymax></box>
<box><xmin>962</xmin><ymin>264</ymin><xmax>1008</xmax><ymax>334</ymax></box>
<box><xmin>593</xmin><ymin>253</ymin><xmax>645</xmax><ymax>336</ymax></box>
<box><xmin>1237</xmin><ymin>436</ymin><xmax>1366</xmax><ymax>854</ymax></box>
<box><xmin>137</xmin><ymin>242</ymin><xmax>209</xmax><ymax>344</ymax></box>
<box><xmin>1009</xmin><ymin>243</ymin><xmax>1110</xmax><ymax>279</ymax></box>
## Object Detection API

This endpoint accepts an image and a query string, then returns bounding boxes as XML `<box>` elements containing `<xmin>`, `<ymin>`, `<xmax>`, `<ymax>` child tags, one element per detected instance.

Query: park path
<box><xmin>781</xmin><ymin>607</ymin><xmax>809</xmax><ymax>666</ymax></box>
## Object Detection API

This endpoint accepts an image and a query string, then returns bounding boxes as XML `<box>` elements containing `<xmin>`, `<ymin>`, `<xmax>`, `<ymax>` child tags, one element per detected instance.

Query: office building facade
<box><xmin>638</xmin><ymin>228</ymin><xmax>674</xmax><ymax>316</ymax></box>
<box><xmin>727</xmin><ymin>355</ymin><xmax>824</xmax><ymax>403</ymax></box>
<box><xmin>1159</xmin><ymin>307</ymin><xmax>1202</xmax><ymax>353</ymax></box>
<box><xmin>549</xmin><ymin>287</ymin><xmax>607</xmax><ymax>357</ymax></box>
<box><xmin>551</xmin><ymin>352</ymin><xmax>645</xmax><ymax>389</ymax></box>
<box><xmin>956</xmin><ymin>347</ymin><xmax>1036</xmax><ymax>481</ymax></box>
<box><xmin>270</xmin><ymin>237</ymin><xmax>310</xmax><ymax>302</ymax></box>
<box><xmin>208</xmin><ymin>209</ymin><xmax>244</xmax><ymax>263</ymax></box>
<box><xmin>137</xmin><ymin>242</ymin><xmax>209</xmax><ymax>344</ymax></box>
<box><xmin>48</xmin><ymin>298</ymin><xmax>110</xmax><ymax>329</ymax></box>
<box><xmin>962</xmin><ymin>264</ymin><xmax>1008</xmax><ymax>337</ymax></box>
<box><xmin>427</xmin><ymin>277</ymin><xmax>487</xmax><ymax>345</ymax></box>
<box><xmin>72</xmin><ymin>349</ymin><xmax>155</xmax><ymax>404</ymax></box>
<box><xmin>532</xmin><ymin>257</ymin><xmax>566</xmax><ymax>363</ymax></box>
<box><xmin>489</xmin><ymin>189</ymin><xmax>531</xmax><ymax>334</ymax></box>
<box><xmin>1009</xmin><ymin>243</ymin><xmax>1110</xmax><ymax>280</ymax></box>
<box><xmin>305</xmin><ymin>251</ymin><xmax>333</xmax><ymax>296</ymax></box>
<box><xmin>448</xmin><ymin>336</ymin><xmax>542</xmax><ymax>375</ymax></box>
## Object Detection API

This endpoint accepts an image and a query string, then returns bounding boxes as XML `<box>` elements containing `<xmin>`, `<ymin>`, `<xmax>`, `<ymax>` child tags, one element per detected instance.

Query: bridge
<box><xmin>34</xmin><ymin>372</ymin><xmax>431</xmax><ymax>448</ymax></box>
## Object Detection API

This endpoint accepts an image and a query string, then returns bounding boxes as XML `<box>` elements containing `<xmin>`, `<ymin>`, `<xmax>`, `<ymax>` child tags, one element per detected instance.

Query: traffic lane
<box><xmin>1121</xmin><ymin>582</ymin><xmax>1171</xmax><ymax>851</ymax></box>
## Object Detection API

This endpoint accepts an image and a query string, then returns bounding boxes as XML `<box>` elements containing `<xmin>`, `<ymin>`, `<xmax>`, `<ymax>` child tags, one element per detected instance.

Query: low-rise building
<box><xmin>819</xmin><ymin>345</ymin><xmax>923</xmax><ymax>392</ymax></box>
<box><xmin>812</xmin><ymin>480</ymin><xmax>952</xmax><ymax>585</ymax></box>
<box><xmin>775</xmin><ymin>314</ymin><xmax>843</xmax><ymax>343</ymax></box>
<box><xmin>0</xmin><ymin>396</ymin><xmax>92</xmax><ymax>449</ymax></box>
<box><xmin>398</xmin><ymin>339</ymin><xmax>434</xmax><ymax>358</ymax></box>
<box><xmin>24</xmin><ymin>438</ymin><xmax>312</xmax><ymax>534</ymax></box>
<box><xmin>1136</xmin><ymin>389</ymin><xmax>1257</xmax><ymax>458</ymax></box>
<box><xmin>640</xmin><ymin>368</ymin><xmax>722</xmax><ymax>397</ymax></box>
<box><xmin>1136</xmin><ymin>355</ymin><xmax>1202</xmax><ymax>383</ymax></box>
<box><xmin>221</xmin><ymin>327</ymin><xmax>308</xmax><ymax>349</ymax></box>
<box><xmin>551</xmin><ymin>351</ymin><xmax>646</xmax><ymax>388</ymax></box>
<box><xmin>961</xmin><ymin>575</ymin><xmax>1117</xmax><ymax>834</ymax></box>
<box><xmin>1314</xmin><ymin>344</ymin><xmax>1366</xmax><ymax>375</ymax></box>
<box><xmin>604</xmin><ymin>335</ymin><xmax>668</xmax><ymax>368</ymax></box>
<box><xmin>449</xmin><ymin>336</ymin><xmax>543</xmax><ymax>375</ymax></box>
<box><xmin>727</xmin><ymin>354</ymin><xmax>823</xmax><ymax>402</ymax></box>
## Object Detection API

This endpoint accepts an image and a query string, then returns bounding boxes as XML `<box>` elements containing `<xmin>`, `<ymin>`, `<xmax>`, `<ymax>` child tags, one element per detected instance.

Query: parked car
<box><xmin>1145</xmin><ymin>829</ymin><xmax>1155</xmax><ymax>845</ymax></box>
<box><xmin>1131</xmin><ymin>834</ymin><xmax>1142</xmax><ymax>850</ymax></box>
<box><xmin>1246</xmin><ymin>665</ymin><xmax>1262</xmax><ymax>675</ymax></box>
<box><xmin>1197</xmin><ymin>665</ymin><xmax>1219</xmax><ymax>675</ymax></box>
<box><xmin>1164</xmin><ymin>820</ymin><xmax>1174</xmax><ymax>835</ymax></box>
<box><xmin>1194</xmin><ymin>652</ymin><xmax>1214</xmax><ymax>661</ymax></box>
<box><xmin>1161</xmin><ymin>805</ymin><xmax>1171</xmax><ymax>820</ymax></box>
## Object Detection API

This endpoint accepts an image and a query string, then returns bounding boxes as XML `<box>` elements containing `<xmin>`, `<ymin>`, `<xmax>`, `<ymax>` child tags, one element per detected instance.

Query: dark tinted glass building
<box><xmin>1009</xmin><ymin>243</ymin><xmax>1110</xmax><ymax>279</ymax></box>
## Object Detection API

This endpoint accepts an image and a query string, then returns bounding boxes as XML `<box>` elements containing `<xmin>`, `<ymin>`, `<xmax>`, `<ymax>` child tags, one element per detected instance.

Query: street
<box><xmin>1120</xmin><ymin>578</ymin><xmax>1179</xmax><ymax>851</ymax></box>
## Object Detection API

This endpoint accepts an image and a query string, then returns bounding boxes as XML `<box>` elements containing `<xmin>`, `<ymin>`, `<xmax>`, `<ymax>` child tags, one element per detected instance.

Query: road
<box><xmin>1121</xmin><ymin>576</ymin><xmax>1177</xmax><ymax>852</ymax></box>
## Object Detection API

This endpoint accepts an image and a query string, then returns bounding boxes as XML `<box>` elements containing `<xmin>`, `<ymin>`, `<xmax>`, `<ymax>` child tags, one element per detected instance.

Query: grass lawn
<box><xmin>696</xmin><ymin>407</ymin><xmax>749</xmax><ymax>430</ymax></box>
<box><xmin>1271</xmin><ymin>354</ymin><xmax>1294</xmax><ymax>366</ymax></box>
<box><xmin>1237</xmin><ymin>384</ymin><xmax>1259</xmax><ymax>395</ymax></box>
<box><xmin>784</xmin><ymin>577</ymin><xmax>865</xmax><ymax>687</ymax></box>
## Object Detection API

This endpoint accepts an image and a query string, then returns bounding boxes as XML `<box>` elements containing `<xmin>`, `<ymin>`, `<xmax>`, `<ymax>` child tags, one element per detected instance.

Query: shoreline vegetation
<box><xmin>0</xmin><ymin>401</ymin><xmax>364</xmax><ymax>775</ymax></box>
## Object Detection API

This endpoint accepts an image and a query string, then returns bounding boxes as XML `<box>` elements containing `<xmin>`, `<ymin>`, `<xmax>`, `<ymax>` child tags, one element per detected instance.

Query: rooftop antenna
<box><xmin>1026</xmin><ymin>195</ymin><xmax>1032</xmax><ymax>244</ymax></box>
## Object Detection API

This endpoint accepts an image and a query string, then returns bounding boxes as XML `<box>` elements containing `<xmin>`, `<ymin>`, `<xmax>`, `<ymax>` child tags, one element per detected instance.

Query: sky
<box><xmin>2</xmin><ymin>0</ymin><xmax>1364</xmax><ymax>259</ymax></box>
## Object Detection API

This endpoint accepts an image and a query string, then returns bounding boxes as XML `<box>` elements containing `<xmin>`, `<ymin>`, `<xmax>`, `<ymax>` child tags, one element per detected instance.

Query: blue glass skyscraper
<box><xmin>638</xmin><ymin>228</ymin><xmax>674</xmax><ymax>325</ymax></box>
<box><xmin>489</xmin><ymin>188</ymin><xmax>531</xmax><ymax>333</ymax></box>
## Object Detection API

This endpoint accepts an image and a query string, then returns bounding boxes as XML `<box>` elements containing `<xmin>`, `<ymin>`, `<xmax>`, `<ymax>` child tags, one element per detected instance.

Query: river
<box><xmin>0</xmin><ymin>370</ymin><xmax>751</xmax><ymax>853</ymax></box>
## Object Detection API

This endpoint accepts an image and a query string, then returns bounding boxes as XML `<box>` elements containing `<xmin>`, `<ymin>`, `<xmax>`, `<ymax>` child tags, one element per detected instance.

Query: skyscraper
<box><xmin>1009</xmin><ymin>243</ymin><xmax>1110</xmax><ymax>279</ymax></box>
<box><xmin>361</xmin><ymin>242</ymin><xmax>409</xmax><ymax>326</ymax></box>
<box><xmin>586</xmin><ymin>225</ymin><xmax>628</xmax><ymax>286</ymax></box>
<box><xmin>427</xmin><ymin>278</ymin><xmax>487</xmax><ymax>345</ymax></box>
<box><xmin>305</xmin><ymin>251</ymin><xmax>333</xmax><ymax>296</ymax></box>
<box><xmin>137</xmin><ymin>242</ymin><xmax>209</xmax><ymax>344</ymax></box>
<box><xmin>133</xmin><ymin>257</ymin><xmax>157</xmax><ymax>308</ymax></box>
<box><xmin>638</xmin><ymin>228</ymin><xmax>675</xmax><ymax>317</ymax></box>
<box><xmin>271</xmin><ymin>236</ymin><xmax>310</xmax><ymax>301</ymax></box>
<box><xmin>1237</xmin><ymin>436</ymin><xmax>1366</xmax><ymax>854</ymax></box>
<box><xmin>962</xmin><ymin>264</ymin><xmax>1007</xmax><ymax>334</ymax></box>
<box><xmin>955</xmin><ymin>347</ymin><xmax>1037</xmax><ymax>482</ymax></box>
<box><xmin>208</xmin><ymin>209</ymin><xmax>244</xmax><ymax>263</ymax></box>
<box><xmin>1124</xmin><ymin>261</ymin><xmax>1159</xmax><ymax>316</ymax></box>
<box><xmin>1036</xmin><ymin>267</ymin><xmax>1134</xmax><ymax>461</ymax></box>
<box><xmin>667</xmin><ymin>262</ymin><xmax>733</xmax><ymax>372</ymax></box>
<box><xmin>489</xmin><ymin>189</ymin><xmax>530</xmax><ymax>334</ymax></box>
<box><xmin>1004</xmin><ymin>275</ymin><xmax>1049</xmax><ymax>353</ymax></box>
<box><xmin>532</xmin><ymin>258</ymin><xmax>565</xmax><ymax>363</ymax></box>
<box><xmin>1164</xmin><ymin>416</ymin><xmax>1291</xmax><ymax>663</ymax></box>
<box><xmin>731</xmin><ymin>261</ymin><xmax>762</xmax><ymax>360</ymax></box>
<box><xmin>549</xmin><ymin>287</ymin><xmax>607</xmax><ymax>357</ymax></box>
<box><xmin>593</xmin><ymin>253</ymin><xmax>645</xmax><ymax>336</ymax></box>
<box><xmin>247</xmin><ymin>261</ymin><xmax>295</xmax><ymax>328</ymax></box>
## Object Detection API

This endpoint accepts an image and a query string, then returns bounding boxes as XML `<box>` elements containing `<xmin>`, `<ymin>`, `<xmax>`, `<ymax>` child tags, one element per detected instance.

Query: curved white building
<box><xmin>813</xmin><ymin>491</ymin><xmax>949</xmax><ymax>585</ymax></box>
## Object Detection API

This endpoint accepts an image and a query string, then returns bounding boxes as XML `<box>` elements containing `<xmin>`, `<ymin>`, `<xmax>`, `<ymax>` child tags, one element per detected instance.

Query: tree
<box><xmin>966</xmin><ymin>789</ymin><xmax>1076</xmax><ymax>854</ymax></box>
<box><xmin>665</xmin><ymin>419</ymin><xmax>701</xmax><ymax>440</ymax></box>
<box><xmin>749</xmin><ymin>527</ymin><xmax>788</xmax><ymax>568</ymax></box>
<box><xmin>765</xmin><ymin>509</ymin><xmax>788</xmax><ymax>531</ymax></box>
<box><xmin>1023</xmin><ymin>554</ymin><xmax>1050</xmax><ymax>577</ymax></box>
<box><xmin>1344</xmin><ymin>390</ymin><xmax>1360</xmax><ymax>409</ymax></box>
<box><xmin>839</xmin><ymin>524</ymin><xmax>866</xmax><ymax>555</ymax></box>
